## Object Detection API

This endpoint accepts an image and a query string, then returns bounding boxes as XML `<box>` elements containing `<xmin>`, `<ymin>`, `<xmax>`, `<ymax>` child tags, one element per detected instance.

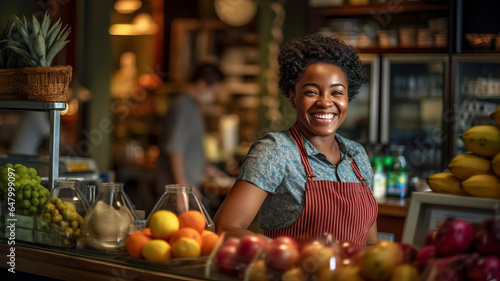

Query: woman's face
<box><xmin>289</xmin><ymin>63</ymin><xmax>349</xmax><ymax>137</ymax></box>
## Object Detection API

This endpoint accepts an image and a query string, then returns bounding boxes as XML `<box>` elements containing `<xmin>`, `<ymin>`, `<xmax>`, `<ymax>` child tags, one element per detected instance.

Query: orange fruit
<box><xmin>178</xmin><ymin>210</ymin><xmax>206</xmax><ymax>233</ymax></box>
<box><xmin>141</xmin><ymin>239</ymin><xmax>172</xmax><ymax>262</ymax></box>
<box><xmin>148</xmin><ymin>210</ymin><xmax>179</xmax><ymax>239</ymax></box>
<box><xmin>200</xmin><ymin>230</ymin><xmax>220</xmax><ymax>256</ymax></box>
<box><xmin>142</xmin><ymin>227</ymin><xmax>152</xmax><ymax>236</ymax></box>
<box><xmin>126</xmin><ymin>231</ymin><xmax>153</xmax><ymax>259</ymax></box>
<box><xmin>169</xmin><ymin>227</ymin><xmax>202</xmax><ymax>247</ymax></box>
<box><xmin>172</xmin><ymin>237</ymin><xmax>201</xmax><ymax>258</ymax></box>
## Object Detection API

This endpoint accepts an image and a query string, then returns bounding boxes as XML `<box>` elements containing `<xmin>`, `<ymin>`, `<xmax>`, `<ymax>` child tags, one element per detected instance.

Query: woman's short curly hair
<box><xmin>278</xmin><ymin>33</ymin><xmax>365</xmax><ymax>102</ymax></box>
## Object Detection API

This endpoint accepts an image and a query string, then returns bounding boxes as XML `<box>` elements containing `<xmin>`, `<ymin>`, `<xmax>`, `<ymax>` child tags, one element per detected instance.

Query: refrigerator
<box><xmin>339</xmin><ymin>53</ymin><xmax>448</xmax><ymax>182</ymax></box>
<box><xmin>451</xmin><ymin>54</ymin><xmax>500</xmax><ymax>156</ymax></box>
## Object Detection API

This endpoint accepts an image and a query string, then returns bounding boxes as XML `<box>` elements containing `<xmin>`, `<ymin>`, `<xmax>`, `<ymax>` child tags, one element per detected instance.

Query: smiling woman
<box><xmin>213</xmin><ymin>33</ymin><xmax>378</xmax><ymax>248</ymax></box>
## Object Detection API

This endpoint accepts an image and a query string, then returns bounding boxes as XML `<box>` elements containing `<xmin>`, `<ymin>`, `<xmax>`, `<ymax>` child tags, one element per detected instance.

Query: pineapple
<box><xmin>2</xmin><ymin>12</ymin><xmax>70</xmax><ymax>68</ymax></box>
<box><xmin>0</xmin><ymin>19</ymin><xmax>30</xmax><ymax>68</ymax></box>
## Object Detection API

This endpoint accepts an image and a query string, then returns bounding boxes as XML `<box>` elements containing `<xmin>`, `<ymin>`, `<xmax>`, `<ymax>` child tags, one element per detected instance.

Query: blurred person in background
<box><xmin>10</xmin><ymin>111</ymin><xmax>50</xmax><ymax>155</ymax></box>
<box><xmin>156</xmin><ymin>63</ymin><xmax>224</xmax><ymax>205</ymax></box>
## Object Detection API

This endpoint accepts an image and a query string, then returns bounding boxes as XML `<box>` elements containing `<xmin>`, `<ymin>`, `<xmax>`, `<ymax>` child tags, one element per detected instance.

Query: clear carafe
<box><xmin>37</xmin><ymin>179</ymin><xmax>90</xmax><ymax>247</ymax></box>
<box><xmin>146</xmin><ymin>184</ymin><xmax>215</xmax><ymax>232</ymax></box>
<box><xmin>80</xmin><ymin>182</ymin><xmax>140</xmax><ymax>253</ymax></box>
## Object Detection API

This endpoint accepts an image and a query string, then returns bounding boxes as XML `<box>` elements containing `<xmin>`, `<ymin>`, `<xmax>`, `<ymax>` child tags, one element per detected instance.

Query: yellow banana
<box><xmin>448</xmin><ymin>152</ymin><xmax>492</xmax><ymax>180</ymax></box>
<box><xmin>462</xmin><ymin>174</ymin><xmax>500</xmax><ymax>199</ymax></box>
<box><xmin>427</xmin><ymin>172</ymin><xmax>468</xmax><ymax>196</ymax></box>
<box><xmin>460</xmin><ymin>125</ymin><xmax>500</xmax><ymax>158</ymax></box>
<box><xmin>492</xmin><ymin>152</ymin><xmax>500</xmax><ymax>177</ymax></box>
<box><xmin>491</xmin><ymin>105</ymin><xmax>500</xmax><ymax>127</ymax></box>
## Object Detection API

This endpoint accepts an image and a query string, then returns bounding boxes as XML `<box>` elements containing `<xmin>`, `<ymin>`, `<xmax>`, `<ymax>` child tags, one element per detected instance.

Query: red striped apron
<box><xmin>263</xmin><ymin>124</ymin><xmax>378</xmax><ymax>246</ymax></box>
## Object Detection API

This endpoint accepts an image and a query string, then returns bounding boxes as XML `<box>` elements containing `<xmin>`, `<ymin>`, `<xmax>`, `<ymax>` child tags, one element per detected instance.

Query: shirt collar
<box><xmin>301</xmin><ymin>134</ymin><xmax>358</xmax><ymax>160</ymax></box>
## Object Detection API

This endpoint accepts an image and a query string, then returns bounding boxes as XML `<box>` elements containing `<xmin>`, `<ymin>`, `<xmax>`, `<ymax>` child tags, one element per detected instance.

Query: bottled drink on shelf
<box><xmin>386</xmin><ymin>145</ymin><xmax>409</xmax><ymax>198</ymax></box>
<box><xmin>373</xmin><ymin>158</ymin><xmax>387</xmax><ymax>200</ymax></box>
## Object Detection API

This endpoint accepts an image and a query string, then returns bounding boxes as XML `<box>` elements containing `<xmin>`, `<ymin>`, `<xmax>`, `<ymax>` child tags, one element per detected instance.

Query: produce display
<box><xmin>211</xmin><ymin>216</ymin><xmax>500</xmax><ymax>281</ymax></box>
<box><xmin>125</xmin><ymin>209</ymin><xmax>219</xmax><ymax>263</ymax></box>
<box><xmin>427</xmin><ymin>105</ymin><xmax>500</xmax><ymax>199</ymax></box>
<box><xmin>0</xmin><ymin>163</ymin><xmax>50</xmax><ymax>215</ymax></box>
<box><xmin>211</xmin><ymin>234</ymin><xmax>421</xmax><ymax>281</ymax></box>
<box><xmin>417</xmin><ymin>217</ymin><xmax>500</xmax><ymax>281</ymax></box>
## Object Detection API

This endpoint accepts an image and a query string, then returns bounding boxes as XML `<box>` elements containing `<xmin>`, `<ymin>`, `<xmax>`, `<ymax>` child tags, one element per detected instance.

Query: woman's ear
<box><xmin>289</xmin><ymin>91</ymin><xmax>296</xmax><ymax>108</ymax></box>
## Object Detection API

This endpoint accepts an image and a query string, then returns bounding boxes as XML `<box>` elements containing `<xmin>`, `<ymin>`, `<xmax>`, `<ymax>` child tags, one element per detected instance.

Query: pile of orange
<box><xmin>125</xmin><ymin>210</ymin><xmax>220</xmax><ymax>263</ymax></box>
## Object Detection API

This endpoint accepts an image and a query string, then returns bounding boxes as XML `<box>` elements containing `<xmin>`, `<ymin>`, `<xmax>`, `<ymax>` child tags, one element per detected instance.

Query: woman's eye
<box><xmin>304</xmin><ymin>90</ymin><xmax>317</xmax><ymax>96</ymax></box>
<box><xmin>332</xmin><ymin>90</ymin><xmax>343</xmax><ymax>96</ymax></box>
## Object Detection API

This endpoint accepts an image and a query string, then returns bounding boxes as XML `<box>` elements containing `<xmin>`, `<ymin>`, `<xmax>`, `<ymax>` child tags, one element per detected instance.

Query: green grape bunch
<box><xmin>0</xmin><ymin>163</ymin><xmax>50</xmax><ymax>216</ymax></box>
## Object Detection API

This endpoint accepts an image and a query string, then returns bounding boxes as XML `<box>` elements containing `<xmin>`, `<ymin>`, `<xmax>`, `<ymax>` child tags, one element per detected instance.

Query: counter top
<box><xmin>0</xmin><ymin>242</ymin><xmax>213</xmax><ymax>281</ymax></box>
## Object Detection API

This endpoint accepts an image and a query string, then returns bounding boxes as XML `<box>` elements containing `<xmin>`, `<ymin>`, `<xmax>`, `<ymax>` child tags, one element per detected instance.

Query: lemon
<box><xmin>142</xmin><ymin>239</ymin><xmax>172</xmax><ymax>262</ymax></box>
<box><xmin>148</xmin><ymin>210</ymin><xmax>179</xmax><ymax>239</ymax></box>
<box><xmin>172</xmin><ymin>237</ymin><xmax>201</xmax><ymax>258</ymax></box>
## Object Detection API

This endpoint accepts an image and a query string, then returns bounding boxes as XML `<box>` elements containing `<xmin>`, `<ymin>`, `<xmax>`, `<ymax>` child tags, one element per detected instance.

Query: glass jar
<box><xmin>36</xmin><ymin>179</ymin><xmax>90</xmax><ymax>247</ymax></box>
<box><xmin>146</xmin><ymin>184</ymin><xmax>215</xmax><ymax>232</ymax></box>
<box><xmin>79</xmin><ymin>182</ymin><xmax>140</xmax><ymax>253</ymax></box>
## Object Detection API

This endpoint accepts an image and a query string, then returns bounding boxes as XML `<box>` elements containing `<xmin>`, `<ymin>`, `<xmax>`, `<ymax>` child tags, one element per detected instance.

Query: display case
<box><xmin>0</xmin><ymin>101</ymin><xmax>66</xmax><ymax>190</ymax></box>
<box><xmin>401</xmin><ymin>192</ymin><xmax>499</xmax><ymax>249</ymax></box>
<box><xmin>380</xmin><ymin>54</ymin><xmax>447</xmax><ymax>180</ymax></box>
<box><xmin>451</xmin><ymin>54</ymin><xmax>500</xmax><ymax>156</ymax></box>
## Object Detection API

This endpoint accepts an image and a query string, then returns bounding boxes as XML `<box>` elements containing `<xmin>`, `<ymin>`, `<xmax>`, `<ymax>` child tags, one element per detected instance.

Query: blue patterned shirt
<box><xmin>237</xmin><ymin>130</ymin><xmax>374</xmax><ymax>230</ymax></box>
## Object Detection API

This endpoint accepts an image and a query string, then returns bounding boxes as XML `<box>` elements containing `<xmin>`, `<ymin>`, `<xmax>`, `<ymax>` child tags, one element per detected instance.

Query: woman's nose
<box><xmin>316</xmin><ymin>95</ymin><xmax>333</xmax><ymax>107</ymax></box>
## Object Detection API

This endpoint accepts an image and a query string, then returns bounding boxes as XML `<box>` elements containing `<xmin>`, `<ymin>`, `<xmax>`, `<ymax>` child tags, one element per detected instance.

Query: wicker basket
<box><xmin>0</xmin><ymin>65</ymin><xmax>72</xmax><ymax>102</ymax></box>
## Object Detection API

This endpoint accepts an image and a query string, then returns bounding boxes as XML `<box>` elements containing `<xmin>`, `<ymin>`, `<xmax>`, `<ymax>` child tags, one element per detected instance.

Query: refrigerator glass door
<box><xmin>452</xmin><ymin>55</ymin><xmax>500</xmax><ymax>156</ymax></box>
<box><xmin>381</xmin><ymin>54</ymin><xmax>447</xmax><ymax>179</ymax></box>
<box><xmin>337</xmin><ymin>54</ymin><xmax>380</xmax><ymax>148</ymax></box>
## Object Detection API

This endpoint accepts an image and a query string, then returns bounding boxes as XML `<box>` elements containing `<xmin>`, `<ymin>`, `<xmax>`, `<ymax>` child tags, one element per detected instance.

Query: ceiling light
<box><xmin>214</xmin><ymin>0</ymin><xmax>258</xmax><ymax>27</ymax></box>
<box><xmin>109</xmin><ymin>13</ymin><xmax>158</xmax><ymax>35</ymax></box>
<box><xmin>114</xmin><ymin>0</ymin><xmax>142</xmax><ymax>14</ymax></box>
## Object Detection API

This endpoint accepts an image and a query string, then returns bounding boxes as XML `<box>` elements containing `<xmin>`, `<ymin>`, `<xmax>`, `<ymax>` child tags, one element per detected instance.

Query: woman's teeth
<box><xmin>312</xmin><ymin>113</ymin><xmax>335</xmax><ymax>119</ymax></box>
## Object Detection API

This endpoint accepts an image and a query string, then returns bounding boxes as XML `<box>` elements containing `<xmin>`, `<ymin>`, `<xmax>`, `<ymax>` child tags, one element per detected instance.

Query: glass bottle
<box><xmin>146</xmin><ymin>184</ymin><xmax>215</xmax><ymax>232</ymax></box>
<box><xmin>37</xmin><ymin>179</ymin><xmax>90</xmax><ymax>247</ymax></box>
<box><xmin>386</xmin><ymin>145</ymin><xmax>409</xmax><ymax>198</ymax></box>
<box><xmin>80</xmin><ymin>182</ymin><xmax>140</xmax><ymax>253</ymax></box>
<box><xmin>373</xmin><ymin>159</ymin><xmax>387</xmax><ymax>200</ymax></box>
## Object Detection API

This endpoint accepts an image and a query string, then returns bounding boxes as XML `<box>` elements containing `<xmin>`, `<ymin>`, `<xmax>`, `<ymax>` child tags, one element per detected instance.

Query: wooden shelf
<box><xmin>316</xmin><ymin>1</ymin><xmax>449</xmax><ymax>17</ymax></box>
<box><xmin>356</xmin><ymin>47</ymin><xmax>448</xmax><ymax>54</ymax></box>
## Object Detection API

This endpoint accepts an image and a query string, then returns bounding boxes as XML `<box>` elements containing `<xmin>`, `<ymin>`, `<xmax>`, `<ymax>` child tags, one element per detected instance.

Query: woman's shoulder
<box><xmin>252</xmin><ymin>130</ymin><xmax>295</xmax><ymax>149</ymax></box>
<box><xmin>336</xmin><ymin>134</ymin><xmax>366</xmax><ymax>156</ymax></box>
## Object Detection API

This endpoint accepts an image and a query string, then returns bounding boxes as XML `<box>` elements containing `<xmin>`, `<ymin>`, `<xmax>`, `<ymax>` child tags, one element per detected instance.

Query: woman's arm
<box><xmin>213</xmin><ymin>180</ymin><xmax>268</xmax><ymax>237</ymax></box>
<box><xmin>366</xmin><ymin>220</ymin><xmax>379</xmax><ymax>247</ymax></box>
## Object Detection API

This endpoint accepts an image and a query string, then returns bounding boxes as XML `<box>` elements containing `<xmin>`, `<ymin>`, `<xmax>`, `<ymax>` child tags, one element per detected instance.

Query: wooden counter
<box><xmin>376</xmin><ymin>196</ymin><xmax>411</xmax><ymax>242</ymax></box>
<box><xmin>0</xmin><ymin>242</ymin><xmax>214</xmax><ymax>281</ymax></box>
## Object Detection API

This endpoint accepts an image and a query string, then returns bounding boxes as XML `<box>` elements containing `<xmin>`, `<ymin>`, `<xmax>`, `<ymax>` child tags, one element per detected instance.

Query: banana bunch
<box><xmin>427</xmin><ymin>105</ymin><xmax>500</xmax><ymax>199</ymax></box>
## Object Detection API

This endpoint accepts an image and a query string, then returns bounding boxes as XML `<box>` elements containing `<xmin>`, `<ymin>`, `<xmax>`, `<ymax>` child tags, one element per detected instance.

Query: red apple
<box><xmin>414</xmin><ymin>245</ymin><xmax>437</xmax><ymax>273</ymax></box>
<box><xmin>340</xmin><ymin>241</ymin><xmax>361</xmax><ymax>259</ymax></box>
<box><xmin>215</xmin><ymin>244</ymin><xmax>239</xmax><ymax>275</ymax></box>
<box><xmin>273</xmin><ymin>235</ymin><xmax>299</xmax><ymax>249</ymax></box>
<box><xmin>426</xmin><ymin>254</ymin><xmax>468</xmax><ymax>281</ymax></box>
<box><xmin>467</xmin><ymin>255</ymin><xmax>500</xmax><ymax>281</ymax></box>
<box><xmin>474</xmin><ymin>217</ymin><xmax>500</xmax><ymax>255</ymax></box>
<box><xmin>398</xmin><ymin>242</ymin><xmax>419</xmax><ymax>263</ymax></box>
<box><xmin>265</xmin><ymin>242</ymin><xmax>300</xmax><ymax>273</ymax></box>
<box><xmin>425</xmin><ymin>229</ymin><xmax>437</xmax><ymax>246</ymax></box>
<box><xmin>236</xmin><ymin>235</ymin><xmax>267</xmax><ymax>265</ymax></box>
<box><xmin>434</xmin><ymin>218</ymin><xmax>474</xmax><ymax>257</ymax></box>
<box><xmin>223</xmin><ymin>237</ymin><xmax>241</xmax><ymax>248</ymax></box>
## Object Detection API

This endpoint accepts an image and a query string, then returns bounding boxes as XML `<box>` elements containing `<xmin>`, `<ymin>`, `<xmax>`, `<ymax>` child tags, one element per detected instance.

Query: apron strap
<box><xmin>288</xmin><ymin>123</ymin><xmax>316</xmax><ymax>181</ymax></box>
<box><xmin>350</xmin><ymin>158</ymin><xmax>368</xmax><ymax>187</ymax></box>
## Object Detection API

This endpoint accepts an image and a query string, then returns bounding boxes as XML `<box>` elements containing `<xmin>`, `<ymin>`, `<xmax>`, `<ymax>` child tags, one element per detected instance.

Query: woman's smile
<box><xmin>290</xmin><ymin>63</ymin><xmax>349</xmax><ymax>137</ymax></box>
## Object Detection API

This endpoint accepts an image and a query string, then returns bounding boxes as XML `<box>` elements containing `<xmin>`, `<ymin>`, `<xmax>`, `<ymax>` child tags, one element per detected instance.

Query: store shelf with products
<box><xmin>308</xmin><ymin>0</ymin><xmax>450</xmax><ymax>52</ymax></box>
